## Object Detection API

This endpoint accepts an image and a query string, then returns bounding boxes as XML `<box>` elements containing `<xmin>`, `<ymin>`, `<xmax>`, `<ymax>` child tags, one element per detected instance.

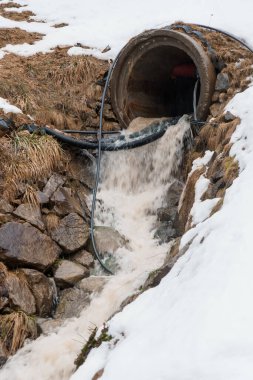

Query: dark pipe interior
<box><xmin>126</xmin><ymin>46</ymin><xmax>200</xmax><ymax>119</ymax></box>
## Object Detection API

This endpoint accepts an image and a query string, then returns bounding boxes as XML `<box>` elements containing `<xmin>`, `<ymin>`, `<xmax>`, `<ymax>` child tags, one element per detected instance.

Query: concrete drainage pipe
<box><xmin>110</xmin><ymin>29</ymin><xmax>216</xmax><ymax>129</ymax></box>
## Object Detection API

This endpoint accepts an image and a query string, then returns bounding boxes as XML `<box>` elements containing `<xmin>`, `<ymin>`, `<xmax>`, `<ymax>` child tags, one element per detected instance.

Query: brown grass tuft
<box><xmin>0</xmin><ymin>311</ymin><xmax>37</xmax><ymax>355</ymax></box>
<box><xmin>0</xmin><ymin>131</ymin><xmax>68</xmax><ymax>201</ymax></box>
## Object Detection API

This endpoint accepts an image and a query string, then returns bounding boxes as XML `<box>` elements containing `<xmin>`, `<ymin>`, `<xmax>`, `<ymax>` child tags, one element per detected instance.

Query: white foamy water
<box><xmin>1</xmin><ymin>116</ymin><xmax>190</xmax><ymax>380</ymax></box>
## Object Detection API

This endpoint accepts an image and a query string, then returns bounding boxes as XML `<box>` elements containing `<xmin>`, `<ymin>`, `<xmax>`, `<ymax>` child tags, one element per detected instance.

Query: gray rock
<box><xmin>0</xmin><ymin>341</ymin><xmax>7</xmax><ymax>367</ymax></box>
<box><xmin>54</xmin><ymin>260</ymin><xmax>89</xmax><ymax>288</ymax></box>
<box><xmin>224</xmin><ymin>111</ymin><xmax>236</xmax><ymax>121</ymax></box>
<box><xmin>5</xmin><ymin>272</ymin><xmax>36</xmax><ymax>315</ymax></box>
<box><xmin>36</xmin><ymin>191</ymin><xmax>49</xmax><ymax>204</ymax></box>
<box><xmin>0</xmin><ymin>222</ymin><xmax>61</xmax><ymax>271</ymax></box>
<box><xmin>52</xmin><ymin>187</ymin><xmax>83</xmax><ymax>217</ymax></box>
<box><xmin>87</xmin><ymin>226</ymin><xmax>127</xmax><ymax>257</ymax></box>
<box><xmin>78</xmin><ymin>276</ymin><xmax>108</xmax><ymax>293</ymax></box>
<box><xmin>54</xmin><ymin>287</ymin><xmax>90</xmax><ymax>319</ymax></box>
<box><xmin>18</xmin><ymin>269</ymin><xmax>56</xmax><ymax>317</ymax></box>
<box><xmin>157</xmin><ymin>207</ymin><xmax>178</xmax><ymax>223</ymax></box>
<box><xmin>0</xmin><ymin>199</ymin><xmax>13</xmax><ymax>213</ymax></box>
<box><xmin>13</xmin><ymin>203</ymin><xmax>45</xmax><ymax>230</ymax></box>
<box><xmin>50</xmin><ymin>213</ymin><xmax>89</xmax><ymax>253</ymax></box>
<box><xmin>154</xmin><ymin>222</ymin><xmax>177</xmax><ymax>243</ymax></box>
<box><xmin>71</xmin><ymin>250</ymin><xmax>94</xmax><ymax>268</ymax></box>
<box><xmin>215</xmin><ymin>72</ymin><xmax>230</xmax><ymax>91</ymax></box>
<box><xmin>43</xmin><ymin>174</ymin><xmax>65</xmax><ymax>198</ymax></box>
<box><xmin>166</xmin><ymin>180</ymin><xmax>184</xmax><ymax>208</ymax></box>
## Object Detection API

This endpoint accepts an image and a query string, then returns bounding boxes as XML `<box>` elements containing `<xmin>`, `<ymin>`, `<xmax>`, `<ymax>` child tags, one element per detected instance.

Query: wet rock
<box><xmin>13</xmin><ymin>203</ymin><xmax>45</xmax><ymax>230</ymax></box>
<box><xmin>0</xmin><ymin>222</ymin><xmax>61</xmax><ymax>270</ymax></box>
<box><xmin>50</xmin><ymin>213</ymin><xmax>89</xmax><ymax>253</ymax></box>
<box><xmin>166</xmin><ymin>180</ymin><xmax>184</xmax><ymax>208</ymax></box>
<box><xmin>54</xmin><ymin>287</ymin><xmax>90</xmax><ymax>319</ymax></box>
<box><xmin>0</xmin><ymin>341</ymin><xmax>7</xmax><ymax>367</ymax></box>
<box><xmin>18</xmin><ymin>269</ymin><xmax>56</xmax><ymax>317</ymax></box>
<box><xmin>154</xmin><ymin>222</ymin><xmax>177</xmax><ymax>243</ymax></box>
<box><xmin>215</xmin><ymin>72</ymin><xmax>230</xmax><ymax>91</ymax></box>
<box><xmin>157</xmin><ymin>207</ymin><xmax>178</xmax><ymax>223</ymax></box>
<box><xmin>5</xmin><ymin>272</ymin><xmax>36</xmax><ymax>314</ymax></box>
<box><xmin>36</xmin><ymin>191</ymin><xmax>49</xmax><ymax>205</ymax></box>
<box><xmin>37</xmin><ymin>318</ymin><xmax>63</xmax><ymax>335</ymax></box>
<box><xmin>78</xmin><ymin>276</ymin><xmax>108</xmax><ymax>293</ymax></box>
<box><xmin>71</xmin><ymin>250</ymin><xmax>94</xmax><ymax>268</ymax></box>
<box><xmin>87</xmin><ymin>226</ymin><xmax>127</xmax><ymax>257</ymax></box>
<box><xmin>54</xmin><ymin>260</ymin><xmax>89</xmax><ymax>288</ymax></box>
<box><xmin>43</xmin><ymin>173</ymin><xmax>65</xmax><ymax>198</ymax></box>
<box><xmin>0</xmin><ymin>199</ymin><xmax>13</xmax><ymax>214</ymax></box>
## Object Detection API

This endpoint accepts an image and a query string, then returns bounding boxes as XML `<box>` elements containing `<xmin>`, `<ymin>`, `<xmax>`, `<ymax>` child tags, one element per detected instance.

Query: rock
<box><xmin>54</xmin><ymin>287</ymin><xmax>90</xmax><ymax>319</ymax></box>
<box><xmin>210</xmin><ymin>103</ymin><xmax>222</xmax><ymax>118</ymax></box>
<box><xmin>154</xmin><ymin>222</ymin><xmax>177</xmax><ymax>243</ymax></box>
<box><xmin>69</xmin><ymin>154</ymin><xmax>95</xmax><ymax>189</ymax></box>
<box><xmin>0</xmin><ymin>222</ymin><xmax>61</xmax><ymax>271</ymax></box>
<box><xmin>157</xmin><ymin>207</ymin><xmax>178</xmax><ymax>223</ymax></box>
<box><xmin>78</xmin><ymin>276</ymin><xmax>108</xmax><ymax>293</ymax></box>
<box><xmin>5</xmin><ymin>271</ymin><xmax>36</xmax><ymax>314</ymax></box>
<box><xmin>71</xmin><ymin>250</ymin><xmax>94</xmax><ymax>268</ymax></box>
<box><xmin>43</xmin><ymin>174</ymin><xmax>65</xmax><ymax>198</ymax></box>
<box><xmin>50</xmin><ymin>213</ymin><xmax>89</xmax><ymax>253</ymax></box>
<box><xmin>18</xmin><ymin>269</ymin><xmax>57</xmax><ymax>317</ymax></box>
<box><xmin>0</xmin><ymin>199</ymin><xmax>13</xmax><ymax>213</ymax></box>
<box><xmin>37</xmin><ymin>318</ymin><xmax>63</xmax><ymax>335</ymax></box>
<box><xmin>166</xmin><ymin>180</ymin><xmax>184</xmax><ymax>208</ymax></box>
<box><xmin>54</xmin><ymin>260</ymin><xmax>89</xmax><ymax>288</ymax></box>
<box><xmin>87</xmin><ymin>226</ymin><xmax>127</xmax><ymax>257</ymax></box>
<box><xmin>224</xmin><ymin>111</ymin><xmax>236</xmax><ymax>122</ymax></box>
<box><xmin>52</xmin><ymin>187</ymin><xmax>83</xmax><ymax>217</ymax></box>
<box><xmin>0</xmin><ymin>341</ymin><xmax>7</xmax><ymax>367</ymax></box>
<box><xmin>36</xmin><ymin>191</ymin><xmax>49</xmax><ymax>205</ymax></box>
<box><xmin>215</xmin><ymin>72</ymin><xmax>230</xmax><ymax>91</ymax></box>
<box><xmin>13</xmin><ymin>203</ymin><xmax>45</xmax><ymax>230</ymax></box>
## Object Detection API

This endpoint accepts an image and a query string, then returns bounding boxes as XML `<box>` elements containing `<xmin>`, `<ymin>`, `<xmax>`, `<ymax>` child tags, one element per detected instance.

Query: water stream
<box><xmin>1</xmin><ymin>116</ymin><xmax>190</xmax><ymax>380</ymax></box>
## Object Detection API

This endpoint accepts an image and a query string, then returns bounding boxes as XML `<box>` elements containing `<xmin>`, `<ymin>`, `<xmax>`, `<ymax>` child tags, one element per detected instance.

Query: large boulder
<box><xmin>54</xmin><ymin>260</ymin><xmax>89</xmax><ymax>288</ymax></box>
<box><xmin>18</xmin><ymin>269</ymin><xmax>57</xmax><ymax>317</ymax></box>
<box><xmin>13</xmin><ymin>203</ymin><xmax>45</xmax><ymax>230</ymax></box>
<box><xmin>50</xmin><ymin>213</ymin><xmax>89</xmax><ymax>253</ymax></box>
<box><xmin>0</xmin><ymin>222</ymin><xmax>61</xmax><ymax>271</ymax></box>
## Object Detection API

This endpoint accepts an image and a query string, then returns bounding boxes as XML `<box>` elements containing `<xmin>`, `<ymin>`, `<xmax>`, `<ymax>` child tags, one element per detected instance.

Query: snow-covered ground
<box><xmin>1</xmin><ymin>1</ymin><xmax>253</xmax><ymax>379</ymax></box>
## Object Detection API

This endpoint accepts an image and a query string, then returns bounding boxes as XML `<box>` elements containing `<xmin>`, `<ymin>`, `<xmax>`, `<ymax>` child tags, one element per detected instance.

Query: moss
<box><xmin>75</xmin><ymin>325</ymin><xmax>112</xmax><ymax>369</ymax></box>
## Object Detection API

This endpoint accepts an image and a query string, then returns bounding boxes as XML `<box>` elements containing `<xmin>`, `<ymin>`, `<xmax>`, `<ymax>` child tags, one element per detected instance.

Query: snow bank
<box><xmin>0</xmin><ymin>97</ymin><xmax>22</xmax><ymax>114</ymax></box>
<box><xmin>0</xmin><ymin>0</ymin><xmax>253</xmax><ymax>59</ymax></box>
<box><xmin>72</xmin><ymin>85</ymin><xmax>253</xmax><ymax>380</ymax></box>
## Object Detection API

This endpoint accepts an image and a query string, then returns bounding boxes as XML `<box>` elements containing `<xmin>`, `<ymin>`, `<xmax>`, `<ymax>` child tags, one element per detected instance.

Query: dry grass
<box><xmin>0</xmin><ymin>131</ymin><xmax>68</xmax><ymax>201</ymax></box>
<box><xmin>0</xmin><ymin>28</ymin><xmax>42</xmax><ymax>49</ymax></box>
<box><xmin>0</xmin><ymin>311</ymin><xmax>37</xmax><ymax>355</ymax></box>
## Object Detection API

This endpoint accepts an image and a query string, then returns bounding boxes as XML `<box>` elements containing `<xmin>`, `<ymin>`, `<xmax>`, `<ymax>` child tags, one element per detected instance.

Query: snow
<box><xmin>71</xmin><ymin>86</ymin><xmax>253</xmax><ymax>379</ymax></box>
<box><xmin>0</xmin><ymin>97</ymin><xmax>22</xmax><ymax>113</ymax></box>
<box><xmin>0</xmin><ymin>0</ymin><xmax>253</xmax><ymax>60</ymax></box>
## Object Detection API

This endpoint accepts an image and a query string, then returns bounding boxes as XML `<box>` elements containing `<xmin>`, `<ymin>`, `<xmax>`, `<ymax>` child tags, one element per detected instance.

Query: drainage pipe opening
<box><xmin>110</xmin><ymin>29</ymin><xmax>216</xmax><ymax>128</ymax></box>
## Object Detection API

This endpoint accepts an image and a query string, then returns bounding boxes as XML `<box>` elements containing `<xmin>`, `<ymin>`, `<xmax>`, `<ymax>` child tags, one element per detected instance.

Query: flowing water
<box><xmin>1</xmin><ymin>116</ymin><xmax>190</xmax><ymax>380</ymax></box>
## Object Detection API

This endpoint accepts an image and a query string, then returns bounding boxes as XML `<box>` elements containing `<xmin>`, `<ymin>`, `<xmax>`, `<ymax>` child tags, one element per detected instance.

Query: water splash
<box><xmin>1</xmin><ymin>116</ymin><xmax>190</xmax><ymax>380</ymax></box>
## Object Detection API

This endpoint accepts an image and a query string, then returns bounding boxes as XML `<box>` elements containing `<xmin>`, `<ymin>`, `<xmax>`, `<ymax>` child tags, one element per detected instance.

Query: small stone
<box><xmin>224</xmin><ymin>111</ymin><xmax>236</xmax><ymax>122</ymax></box>
<box><xmin>43</xmin><ymin>174</ymin><xmax>65</xmax><ymax>198</ymax></box>
<box><xmin>54</xmin><ymin>260</ymin><xmax>89</xmax><ymax>288</ymax></box>
<box><xmin>37</xmin><ymin>318</ymin><xmax>63</xmax><ymax>335</ymax></box>
<box><xmin>215</xmin><ymin>72</ymin><xmax>230</xmax><ymax>91</ymax></box>
<box><xmin>0</xmin><ymin>199</ymin><xmax>13</xmax><ymax>213</ymax></box>
<box><xmin>211</xmin><ymin>91</ymin><xmax>220</xmax><ymax>102</ymax></box>
<box><xmin>71</xmin><ymin>250</ymin><xmax>94</xmax><ymax>268</ymax></box>
<box><xmin>210</xmin><ymin>103</ymin><xmax>222</xmax><ymax>118</ymax></box>
<box><xmin>157</xmin><ymin>207</ymin><xmax>178</xmax><ymax>223</ymax></box>
<box><xmin>78</xmin><ymin>276</ymin><xmax>108</xmax><ymax>293</ymax></box>
<box><xmin>13</xmin><ymin>203</ymin><xmax>45</xmax><ymax>230</ymax></box>
<box><xmin>50</xmin><ymin>213</ymin><xmax>89</xmax><ymax>253</ymax></box>
<box><xmin>52</xmin><ymin>187</ymin><xmax>83</xmax><ymax>217</ymax></box>
<box><xmin>0</xmin><ymin>222</ymin><xmax>61</xmax><ymax>271</ymax></box>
